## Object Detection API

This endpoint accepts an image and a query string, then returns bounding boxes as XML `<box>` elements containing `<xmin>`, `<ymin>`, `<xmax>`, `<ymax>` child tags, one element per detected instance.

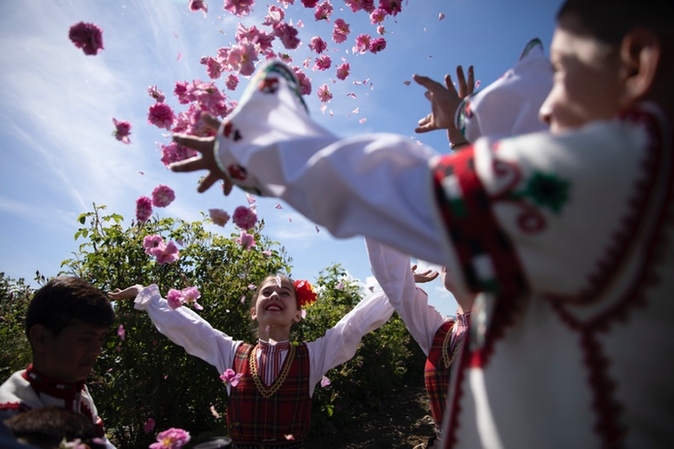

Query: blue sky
<box><xmin>0</xmin><ymin>0</ymin><xmax>562</xmax><ymax>316</ymax></box>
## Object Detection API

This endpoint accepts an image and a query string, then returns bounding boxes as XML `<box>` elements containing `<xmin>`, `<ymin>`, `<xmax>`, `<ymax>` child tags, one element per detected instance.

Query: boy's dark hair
<box><xmin>4</xmin><ymin>406</ymin><xmax>106</xmax><ymax>449</ymax></box>
<box><xmin>25</xmin><ymin>276</ymin><xmax>115</xmax><ymax>338</ymax></box>
<box><xmin>558</xmin><ymin>0</ymin><xmax>674</xmax><ymax>45</ymax></box>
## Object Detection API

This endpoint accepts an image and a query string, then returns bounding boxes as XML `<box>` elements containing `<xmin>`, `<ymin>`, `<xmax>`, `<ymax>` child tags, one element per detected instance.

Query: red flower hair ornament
<box><xmin>293</xmin><ymin>280</ymin><xmax>318</xmax><ymax>308</ymax></box>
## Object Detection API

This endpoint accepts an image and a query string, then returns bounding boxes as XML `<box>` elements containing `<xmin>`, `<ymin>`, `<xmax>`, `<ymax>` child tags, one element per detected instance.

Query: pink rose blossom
<box><xmin>143</xmin><ymin>417</ymin><xmax>156</xmax><ymax>434</ymax></box>
<box><xmin>68</xmin><ymin>22</ymin><xmax>104</xmax><ymax>56</ymax></box>
<box><xmin>173</xmin><ymin>81</ymin><xmax>194</xmax><ymax>104</ymax></box>
<box><xmin>148</xmin><ymin>103</ymin><xmax>175</xmax><ymax>130</ymax></box>
<box><xmin>232</xmin><ymin>206</ymin><xmax>257</xmax><ymax>230</ymax></box>
<box><xmin>379</xmin><ymin>0</ymin><xmax>402</xmax><ymax>16</ymax></box>
<box><xmin>263</xmin><ymin>5</ymin><xmax>285</xmax><ymax>25</ymax></box>
<box><xmin>332</xmin><ymin>19</ymin><xmax>350</xmax><ymax>44</ymax></box>
<box><xmin>354</xmin><ymin>34</ymin><xmax>371</xmax><ymax>54</ymax></box>
<box><xmin>236</xmin><ymin>231</ymin><xmax>256</xmax><ymax>249</ymax></box>
<box><xmin>314</xmin><ymin>2</ymin><xmax>333</xmax><ymax>21</ymax></box>
<box><xmin>189</xmin><ymin>0</ymin><xmax>208</xmax><ymax>14</ymax></box>
<box><xmin>223</xmin><ymin>0</ymin><xmax>254</xmax><ymax>17</ymax></box>
<box><xmin>150</xmin><ymin>427</ymin><xmax>191</xmax><ymax>449</ymax></box>
<box><xmin>136</xmin><ymin>197</ymin><xmax>153</xmax><ymax>223</ymax></box>
<box><xmin>370</xmin><ymin>8</ymin><xmax>386</xmax><ymax>24</ymax></box>
<box><xmin>209</xmin><ymin>208</ymin><xmax>231</xmax><ymax>227</ymax></box>
<box><xmin>160</xmin><ymin>142</ymin><xmax>197</xmax><ymax>167</ymax></box>
<box><xmin>377</xmin><ymin>25</ymin><xmax>386</xmax><ymax>35</ymax></box>
<box><xmin>152</xmin><ymin>241</ymin><xmax>180</xmax><ymax>265</ymax></box>
<box><xmin>143</xmin><ymin>235</ymin><xmax>164</xmax><ymax>254</ymax></box>
<box><xmin>225</xmin><ymin>73</ymin><xmax>239</xmax><ymax>91</ymax></box>
<box><xmin>273</xmin><ymin>22</ymin><xmax>300</xmax><ymax>50</ymax></box>
<box><xmin>220</xmin><ymin>368</ymin><xmax>243</xmax><ymax>387</ymax></box>
<box><xmin>308</xmin><ymin>36</ymin><xmax>327</xmax><ymax>54</ymax></box>
<box><xmin>112</xmin><ymin>118</ymin><xmax>132</xmax><ymax>144</ymax></box>
<box><xmin>201</xmin><ymin>56</ymin><xmax>223</xmax><ymax>79</ymax></box>
<box><xmin>182</xmin><ymin>286</ymin><xmax>202</xmax><ymax>310</ymax></box>
<box><xmin>301</xmin><ymin>0</ymin><xmax>319</xmax><ymax>7</ymax></box>
<box><xmin>317</xmin><ymin>84</ymin><xmax>333</xmax><ymax>103</ymax></box>
<box><xmin>148</xmin><ymin>85</ymin><xmax>166</xmax><ymax>102</ymax></box>
<box><xmin>369</xmin><ymin>37</ymin><xmax>387</xmax><ymax>53</ymax></box>
<box><xmin>151</xmin><ymin>184</ymin><xmax>176</xmax><ymax>208</ymax></box>
<box><xmin>167</xmin><ymin>289</ymin><xmax>184</xmax><ymax>309</ymax></box>
<box><xmin>313</xmin><ymin>55</ymin><xmax>331</xmax><ymax>71</ymax></box>
<box><xmin>292</xmin><ymin>67</ymin><xmax>312</xmax><ymax>95</ymax></box>
<box><xmin>336</xmin><ymin>62</ymin><xmax>350</xmax><ymax>80</ymax></box>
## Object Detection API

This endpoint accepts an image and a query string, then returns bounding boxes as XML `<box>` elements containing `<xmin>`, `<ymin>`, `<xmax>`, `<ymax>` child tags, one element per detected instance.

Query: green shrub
<box><xmin>1</xmin><ymin>204</ymin><xmax>423</xmax><ymax>447</ymax></box>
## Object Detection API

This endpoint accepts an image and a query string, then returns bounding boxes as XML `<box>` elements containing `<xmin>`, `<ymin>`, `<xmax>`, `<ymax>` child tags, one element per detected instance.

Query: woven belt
<box><xmin>232</xmin><ymin>442</ymin><xmax>304</xmax><ymax>449</ymax></box>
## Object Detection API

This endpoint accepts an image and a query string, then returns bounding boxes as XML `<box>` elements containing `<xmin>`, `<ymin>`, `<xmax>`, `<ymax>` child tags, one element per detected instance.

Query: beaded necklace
<box><xmin>249</xmin><ymin>343</ymin><xmax>297</xmax><ymax>399</ymax></box>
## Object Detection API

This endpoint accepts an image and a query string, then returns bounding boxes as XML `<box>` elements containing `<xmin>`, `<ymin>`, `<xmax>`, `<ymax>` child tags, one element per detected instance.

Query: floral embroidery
<box><xmin>518</xmin><ymin>172</ymin><xmax>569</xmax><ymax>214</ymax></box>
<box><xmin>228</xmin><ymin>164</ymin><xmax>247</xmax><ymax>180</ymax></box>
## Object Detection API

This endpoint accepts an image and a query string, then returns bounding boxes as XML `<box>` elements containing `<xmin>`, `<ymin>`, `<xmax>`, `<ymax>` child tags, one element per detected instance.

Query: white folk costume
<box><xmin>202</xmin><ymin>60</ymin><xmax>674</xmax><ymax>448</ymax></box>
<box><xmin>0</xmin><ymin>365</ymin><xmax>116</xmax><ymax>448</ymax></box>
<box><xmin>455</xmin><ymin>37</ymin><xmax>553</xmax><ymax>143</ymax></box>
<box><xmin>134</xmin><ymin>284</ymin><xmax>393</xmax><ymax>445</ymax></box>
<box><xmin>366</xmin><ymin>239</ymin><xmax>470</xmax><ymax>446</ymax></box>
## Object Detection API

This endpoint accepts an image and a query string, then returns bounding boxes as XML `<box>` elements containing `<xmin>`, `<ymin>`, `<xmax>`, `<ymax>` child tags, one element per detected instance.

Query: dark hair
<box><xmin>25</xmin><ymin>276</ymin><xmax>115</xmax><ymax>338</ymax></box>
<box><xmin>4</xmin><ymin>406</ymin><xmax>106</xmax><ymax>449</ymax></box>
<box><xmin>557</xmin><ymin>0</ymin><xmax>674</xmax><ymax>45</ymax></box>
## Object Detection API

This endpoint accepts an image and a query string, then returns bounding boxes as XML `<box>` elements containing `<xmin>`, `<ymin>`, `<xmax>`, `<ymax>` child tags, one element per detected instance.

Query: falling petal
<box><xmin>177</xmin><ymin>52</ymin><xmax>183</xmax><ymax>61</ymax></box>
<box><xmin>346</xmin><ymin>92</ymin><xmax>356</xmax><ymax>98</ymax></box>
<box><xmin>424</xmin><ymin>27</ymin><xmax>427</xmax><ymax>32</ymax></box>
<box><xmin>315</xmin><ymin>225</ymin><xmax>320</xmax><ymax>233</ymax></box>
<box><xmin>138</xmin><ymin>171</ymin><xmax>144</xmax><ymax>175</ymax></box>
<box><xmin>289</xmin><ymin>217</ymin><xmax>293</xmax><ymax>222</ymax></box>
<box><xmin>210</xmin><ymin>405</ymin><xmax>220</xmax><ymax>419</ymax></box>
<box><xmin>240</xmin><ymin>295</ymin><xmax>246</xmax><ymax>304</ymax></box>
<box><xmin>117</xmin><ymin>324</ymin><xmax>126</xmax><ymax>341</ymax></box>
<box><xmin>275</xmin><ymin>203</ymin><xmax>283</xmax><ymax>209</ymax></box>
<box><xmin>403</xmin><ymin>80</ymin><xmax>411</xmax><ymax>86</ymax></box>
<box><xmin>329</xmin><ymin>109</ymin><xmax>334</xmax><ymax>117</ymax></box>
<box><xmin>246</xmin><ymin>193</ymin><xmax>256</xmax><ymax>204</ymax></box>
<box><xmin>320</xmin><ymin>376</ymin><xmax>331</xmax><ymax>387</ymax></box>
<box><xmin>301</xmin><ymin>309</ymin><xmax>307</xmax><ymax>319</ymax></box>
<box><xmin>351</xmin><ymin>107</ymin><xmax>359</xmax><ymax>114</ymax></box>
<box><xmin>475</xmin><ymin>80</ymin><xmax>482</xmax><ymax>89</ymax></box>
<box><xmin>285</xmin><ymin>435</ymin><xmax>295</xmax><ymax>441</ymax></box>
<box><xmin>439</xmin><ymin>12</ymin><xmax>446</xmax><ymax>21</ymax></box>
<box><xmin>320</xmin><ymin>104</ymin><xmax>327</xmax><ymax>114</ymax></box>
<box><xmin>359</xmin><ymin>118</ymin><xmax>367</xmax><ymax>124</ymax></box>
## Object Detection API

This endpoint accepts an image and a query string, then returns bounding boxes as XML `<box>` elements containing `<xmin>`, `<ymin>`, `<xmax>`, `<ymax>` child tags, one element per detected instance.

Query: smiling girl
<box><xmin>109</xmin><ymin>275</ymin><xmax>393</xmax><ymax>447</ymax></box>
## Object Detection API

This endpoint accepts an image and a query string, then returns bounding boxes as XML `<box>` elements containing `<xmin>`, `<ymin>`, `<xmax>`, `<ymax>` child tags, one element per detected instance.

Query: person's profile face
<box><xmin>43</xmin><ymin>321</ymin><xmax>108</xmax><ymax>383</ymax></box>
<box><xmin>539</xmin><ymin>13</ymin><xmax>624</xmax><ymax>134</ymax></box>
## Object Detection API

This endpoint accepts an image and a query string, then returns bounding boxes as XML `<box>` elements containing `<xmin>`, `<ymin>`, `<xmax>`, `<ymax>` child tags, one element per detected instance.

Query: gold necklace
<box><xmin>249</xmin><ymin>343</ymin><xmax>297</xmax><ymax>399</ymax></box>
<box><xmin>441</xmin><ymin>323</ymin><xmax>464</xmax><ymax>369</ymax></box>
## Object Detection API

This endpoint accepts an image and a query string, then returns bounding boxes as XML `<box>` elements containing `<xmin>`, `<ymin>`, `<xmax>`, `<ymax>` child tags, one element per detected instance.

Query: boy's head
<box><xmin>540</xmin><ymin>0</ymin><xmax>674</xmax><ymax>133</ymax></box>
<box><xmin>26</xmin><ymin>276</ymin><xmax>115</xmax><ymax>383</ymax></box>
<box><xmin>4</xmin><ymin>406</ymin><xmax>105</xmax><ymax>449</ymax></box>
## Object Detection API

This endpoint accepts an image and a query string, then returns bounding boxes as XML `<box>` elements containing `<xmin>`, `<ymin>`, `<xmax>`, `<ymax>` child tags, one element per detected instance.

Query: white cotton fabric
<box><xmin>134</xmin><ymin>284</ymin><xmax>394</xmax><ymax>397</ymax></box>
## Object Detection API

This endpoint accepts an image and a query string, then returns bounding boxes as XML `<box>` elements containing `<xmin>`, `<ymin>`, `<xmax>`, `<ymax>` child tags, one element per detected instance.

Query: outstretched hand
<box><xmin>108</xmin><ymin>285</ymin><xmax>145</xmax><ymax>301</ymax></box>
<box><xmin>169</xmin><ymin>114</ymin><xmax>234</xmax><ymax>195</ymax></box>
<box><xmin>414</xmin><ymin>65</ymin><xmax>475</xmax><ymax>147</ymax></box>
<box><xmin>412</xmin><ymin>264</ymin><xmax>440</xmax><ymax>283</ymax></box>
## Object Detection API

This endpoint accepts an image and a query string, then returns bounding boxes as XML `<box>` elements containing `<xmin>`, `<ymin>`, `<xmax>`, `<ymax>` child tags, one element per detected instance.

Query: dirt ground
<box><xmin>304</xmin><ymin>379</ymin><xmax>436</xmax><ymax>449</ymax></box>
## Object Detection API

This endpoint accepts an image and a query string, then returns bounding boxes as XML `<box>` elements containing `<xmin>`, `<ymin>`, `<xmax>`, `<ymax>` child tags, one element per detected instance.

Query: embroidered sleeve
<box><xmin>433</xmin><ymin>117</ymin><xmax>660</xmax><ymax>299</ymax></box>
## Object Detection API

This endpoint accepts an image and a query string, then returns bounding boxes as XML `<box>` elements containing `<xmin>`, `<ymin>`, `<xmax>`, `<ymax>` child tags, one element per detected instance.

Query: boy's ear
<box><xmin>292</xmin><ymin>309</ymin><xmax>303</xmax><ymax>324</ymax></box>
<box><xmin>28</xmin><ymin>324</ymin><xmax>52</xmax><ymax>353</ymax></box>
<box><xmin>620</xmin><ymin>28</ymin><xmax>661</xmax><ymax>104</ymax></box>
